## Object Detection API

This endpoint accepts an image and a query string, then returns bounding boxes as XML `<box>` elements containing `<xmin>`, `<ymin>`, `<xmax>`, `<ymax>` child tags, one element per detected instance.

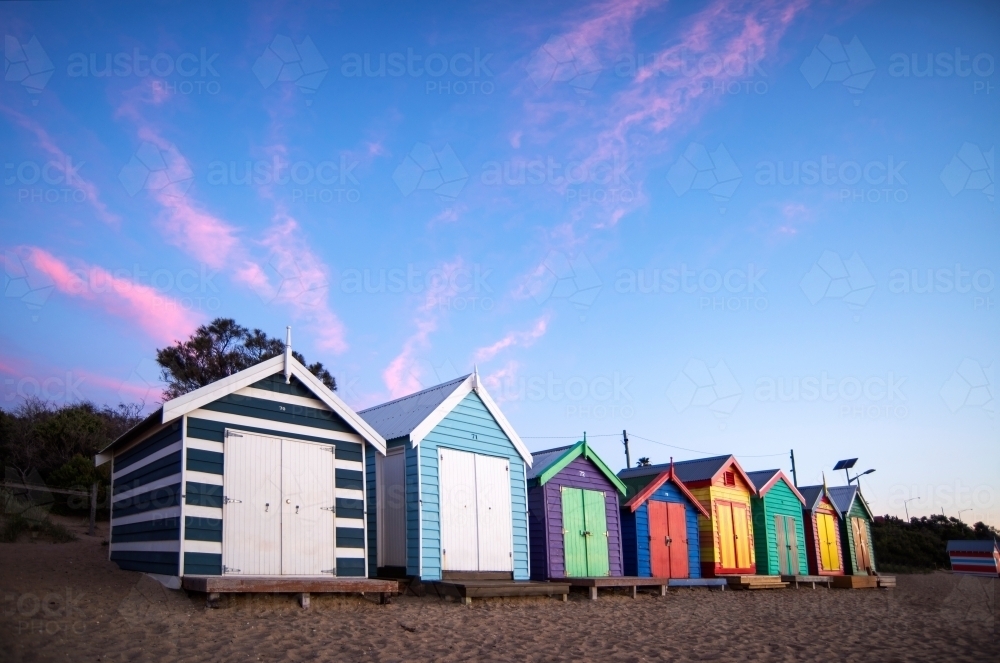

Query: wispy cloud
<box><xmin>473</xmin><ymin>315</ymin><xmax>551</xmax><ymax>364</ymax></box>
<box><xmin>18</xmin><ymin>246</ymin><xmax>201</xmax><ymax>344</ymax></box>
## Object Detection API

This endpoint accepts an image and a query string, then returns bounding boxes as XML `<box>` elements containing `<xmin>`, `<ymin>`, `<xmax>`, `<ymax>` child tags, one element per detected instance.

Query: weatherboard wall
<box><xmin>750</xmin><ymin>479</ymin><xmax>808</xmax><ymax>575</ymax></box>
<box><xmin>528</xmin><ymin>455</ymin><xmax>623</xmax><ymax>580</ymax></box>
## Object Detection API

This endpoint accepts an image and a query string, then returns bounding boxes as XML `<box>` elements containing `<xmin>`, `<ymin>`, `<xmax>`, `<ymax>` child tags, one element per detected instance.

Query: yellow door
<box><xmin>716</xmin><ymin>503</ymin><xmax>735</xmax><ymax>569</ymax></box>
<box><xmin>732</xmin><ymin>503</ymin><xmax>750</xmax><ymax>569</ymax></box>
<box><xmin>817</xmin><ymin>513</ymin><xmax>840</xmax><ymax>571</ymax></box>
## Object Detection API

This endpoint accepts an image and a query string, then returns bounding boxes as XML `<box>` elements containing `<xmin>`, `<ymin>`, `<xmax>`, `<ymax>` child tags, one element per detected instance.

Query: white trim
<box><xmin>112</xmin><ymin>474</ymin><xmax>182</xmax><ymax>503</ymax></box>
<box><xmin>335</xmin><ymin>549</ymin><xmax>365</xmax><ymax>559</ymax></box>
<box><xmin>146</xmin><ymin>573</ymin><xmax>181</xmax><ymax>590</ymax></box>
<box><xmin>113</xmin><ymin>506</ymin><xmax>181</xmax><ymax>526</ymax></box>
<box><xmin>336</xmin><ymin>488</ymin><xmax>364</xmax><ymax>501</ymax></box>
<box><xmin>522</xmin><ymin>464</ymin><xmax>530</xmax><ymax>579</ymax></box>
<box><xmin>186</xmin><ymin>438</ymin><xmax>224</xmax><ymax>453</ymax></box>
<box><xmin>185</xmin><ymin>504</ymin><xmax>222</xmax><ymax>519</ymax></box>
<box><xmin>361</xmin><ymin>441</ymin><xmax>368</xmax><ymax>577</ymax></box>
<box><xmin>416</xmin><ymin>444</ymin><xmax>422</xmax><ymax>579</ymax></box>
<box><xmin>187</xmin><ymin>408</ymin><xmax>365</xmax><ymax>445</ymax></box>
<box><xmin>407</xmin><ymin>374</ymin><xmax>533</xmax><ymax>466</ymax></box>
<box><xmin>112</xmin><ymin>441</ymin><xmax>183</xmax><ymax>480</ymax></box>
<box><xmin>159</xmin><ymin>355</ymin><xmax>386</xmax><ymax>454</ymax></box>
<box><xmin>184</xmin><ymin>540</ymin><xmax>222</xmax><ymax>554</ymax></box>
<box><xmin>335</xmin><ymin>458</ymin><xmax>364</xmax><ymax>471</ymax></box>
<box><xmin>185</xmin><ymin>470</ymin><xmax>223</xmax><ymax>486</ymax></box>
<box><xmin>178</xmin><ymin>416</ymin><xmax>188</xmax><ymax>569</ymax></box>
<box><xmin>375</xmin><ymin>451</ymin><xmax>383</xmax><ymax>568</ymax></box>
<box><xmin>233</xmin><ymin>386</ymin><xmax>326</xmax><ymax>409</ymax></box>
<box><xmin>110</xmin><ymin>540</ymin><xmax>181</xmax><ymax>553</ymax></box>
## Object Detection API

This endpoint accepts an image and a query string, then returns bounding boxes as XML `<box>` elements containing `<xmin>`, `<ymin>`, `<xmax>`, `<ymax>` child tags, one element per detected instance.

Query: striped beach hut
<box><xmin>798</xmin><ymin>483</ymin><xmax>845</xmax><ymax>576</ymax></box>
<box><xmin>526</xmin><ymin>439</ymin><xmax>627</xmax><ymax>580</ymax></box>
<box><xmin>746</xmin><ymin>469</ymin><xmax>808</xmax><ymax>576</ymax></box>
<box><xmin>359</xmin><ymin>370</ymin><xmax>532</xmax><ymax>581</ymax></box>
<box><xmin>95</xmin><ymin>336</ymin><xmax>386</xmax><ymax>588</ymax></box>
<box><xmin>620</xmin><ymin>455</ymin><xmax>757</xmax><ymax>577</ymax></box>
<box><xmin>829</xmin><ymin>485</ymin><xmax>877</xmax><ymax>575</ymax></box>
<box><xmin>947</xmin><ymin>540</ymin><xmax>1000</xmax><ymax>577</ymax></box>
<box><xmin>619</xmin><ymin>461</ymin><xmax>709</xmax><ymax>578</ymax></box>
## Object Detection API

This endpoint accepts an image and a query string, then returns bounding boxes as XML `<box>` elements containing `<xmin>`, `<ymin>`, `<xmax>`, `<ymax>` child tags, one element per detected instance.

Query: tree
<box><xmin>155</xmin><ymin>318</ymin><xmax>336</xmax><ymax>399</ymax></box>
<box><xmin>637</xmin><ymin>457</ymin><xmax>651</xmax><ymax>466</ymax></box>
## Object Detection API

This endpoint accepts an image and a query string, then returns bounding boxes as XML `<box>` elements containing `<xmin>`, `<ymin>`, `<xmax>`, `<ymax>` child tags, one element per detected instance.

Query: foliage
<box><xmin>155</xmin><ymin>317</ymin><xmax>336</xmax><ymax>399</ymax></box>
<box><xmin>0</xmin><ymin>512</ymin><xmax>76</xmax><ymax>543</ymax></box>
<box><xmin>636</xmin><ymin>457</ymin><xmax>651</xmax><ymax>466</ymax></box>
<box><xmin>872</xmin><ymin>514</ymin><xmax>999</xmax><ymax>571</ymax></box>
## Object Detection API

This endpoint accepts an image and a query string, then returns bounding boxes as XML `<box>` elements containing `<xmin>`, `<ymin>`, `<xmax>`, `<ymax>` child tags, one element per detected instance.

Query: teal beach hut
<box><xmin>746</xmin><ymin>469</ymin><xmax>808</xmax><ymax>576</ymax></box>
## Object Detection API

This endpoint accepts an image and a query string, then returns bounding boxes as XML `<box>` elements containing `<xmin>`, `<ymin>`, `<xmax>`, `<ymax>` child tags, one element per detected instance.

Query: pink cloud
<box><xmin>473</xmin><ymin>315</ymin><xmax>551</xmax><ymax>364</ymax></box>
<box><xmin>382</xmin><ymin>260</ymin><xmax>465</xmax><ymax>398</ymax></box>
<box><xmin>19</xmin><ymin>246</ymin><xmax>201</xmax><ymax>344</ymax></box>
<box><xmin>0</xmin><ymin>104</ymin><xmax>120</xmax><ymax>226</ymax></box>
<box><xmin>482</xmin><ymin>360</ymin><xmax>521</xmax><ymax>404</ymax></box>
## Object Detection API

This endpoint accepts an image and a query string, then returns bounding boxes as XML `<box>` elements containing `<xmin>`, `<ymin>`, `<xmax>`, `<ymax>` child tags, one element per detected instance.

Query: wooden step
<box><xmin>876</xmin><ymin>575</ymin><xmax>896</xmax><ymax>589</ymax></box>
<box><xmin>441</xmin><ymin>571</ymin><xmax>513</xmax><ymax>581</ymax></box>
<box><xmin>832</xmin><ymin>575</ymin><xmax>879</xmax><ymax>589</ymax></box>
<box><xmin>721</xmin><ymin>575</ymin><xmax>788</xmax><ymax>590</ymax></box>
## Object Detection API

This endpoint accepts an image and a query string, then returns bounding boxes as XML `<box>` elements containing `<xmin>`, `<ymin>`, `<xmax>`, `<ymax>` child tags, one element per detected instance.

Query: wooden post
<box><xmin>88</xmin><ymin>483</ymin><xmax>97</xmax><ymax>536</ymax></box>
<box><xmin>206</xmin><ymin>592</ymin><xmax>220</xmax><ymax>608</ymax></box>
<box><xmin>561</xmin><ymin>593</ymin><xmax>567</xmax><ymax>602</ymax></box>
<box><xmin>461</xmin><ymin>596</ymin><xmax>472</xmax><ymax>605</ymax></box>
<box><xmin>660</xmin><ymin>585</ymin><xmax>667</xmax><ymax>596</ymax></box>
<box><xmin>629</xmin><ymin>585</ymin><xmax>637</xmax><ymax>599</ymax></box>
<box><xmin>299</xmin><ymin>592</ymin><xmax>310</xmax><ymax>609</ymax></box>
<box><xmin>588</xmin><ymin>586</ymin><xmax>598</xmax><ymax>600</ymax></box>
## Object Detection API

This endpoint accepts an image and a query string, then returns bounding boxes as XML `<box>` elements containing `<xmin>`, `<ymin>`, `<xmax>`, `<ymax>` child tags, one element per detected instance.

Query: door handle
<box><xmin>295</xmin><ymin>505</ymin><xmax>300</xmax><ymax>514</ymax></box>
<box><xmin>265</xmin><ymin>503</ymin><xmax>269</xmax><ymax>512</ymax></box>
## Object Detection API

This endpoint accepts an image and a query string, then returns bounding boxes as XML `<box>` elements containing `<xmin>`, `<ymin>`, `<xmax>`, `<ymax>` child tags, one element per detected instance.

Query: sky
<box><xmin>1</xmin><ymin>0</ymin><xmax>997</xmax><ymax>525</ymax></box>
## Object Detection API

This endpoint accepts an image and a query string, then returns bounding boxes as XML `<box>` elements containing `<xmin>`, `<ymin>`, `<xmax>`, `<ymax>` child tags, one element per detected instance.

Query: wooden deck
<box><xmin>560</xmin><ymin>576</ymin><xmax>674</xmax><ymax>600</ymax></box>
<box><xmin>831</xmin><ymin>574</ymin><xmax>879</xmax><ymax>589</ymax></box>
<box><xmin>432</xmin><ymin>580</ymin><xmax>570</xmax><ymax>604</ymax></box>
<box><xmin>877</xmin><ymin>575</ymin><xmax>897</xmax><ymax>589</ymax></box>
<box><xmin>182</xmin><ymin>576</ymin><xmax>400</xmax><ymax>608</ymax></box>
<box><xmin>781</xmin><ymin>574</ymin><xmax>834</xmax><ymax>589</ymax></box>
<box><xmin>720</xmin><ymin>575</ymin><xmax>789</xmax><ymax>590</ymax></box>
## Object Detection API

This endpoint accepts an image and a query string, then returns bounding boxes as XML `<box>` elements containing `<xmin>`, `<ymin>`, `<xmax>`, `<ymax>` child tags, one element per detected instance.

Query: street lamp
<box><xmin>903</xmin><ymin>496</ymin><xmax>919</xmax><ymax>521</ymax></box>
<box><xmin>958</xmin><ymin>508</ymin><xmax>972</xmax><ymax>523</ymax></box>
<box><xmin>848</xmin><ymin>468</ymin><xmax>875</xmax><ymax>485</ymax></box>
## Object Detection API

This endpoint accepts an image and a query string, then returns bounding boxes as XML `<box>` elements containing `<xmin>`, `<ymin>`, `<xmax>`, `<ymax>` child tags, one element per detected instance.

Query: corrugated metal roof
<box><xmin>357</xmin><ymin>375</ymin><xmax>470</xmax><ymax>441</ymax></box>
<box><xmin>946</xmin><ymin>539</ymin><xmax>999</xmax><ymax>553</ymax></box>
<box><xmin>745</xmin><ymin>469</ymin><xmax>780</xmax><ymax>493</ymax></box>
<box><xmin>618</xmin><ymin>454</ymin><xmax>732</xmax><ymax>483</ymax></box>
<box><xmin>797</xmin><ymin>485</ymin><xmax>825</xmax><ymax>510</ymax></box>
<box><xmin>827</xmin><ymin>485</ymin><xmax>858</xmax><ymax>514</ymax></box>
<box><xmin>525</xmin><ymin>445</ymin><xmax>574</xmax><ymax>481</ymax></box>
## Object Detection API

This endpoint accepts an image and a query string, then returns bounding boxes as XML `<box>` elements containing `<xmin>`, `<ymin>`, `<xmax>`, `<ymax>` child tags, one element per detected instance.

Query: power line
<box><xmin>628</xmin><ymin>434</ymin><xmax>788</xmax><ymax>459</ymax></box>
<box><xmin>521</xmin><ymin>434</ymin><xmax>620</xmax><ymax>439</ymax></box>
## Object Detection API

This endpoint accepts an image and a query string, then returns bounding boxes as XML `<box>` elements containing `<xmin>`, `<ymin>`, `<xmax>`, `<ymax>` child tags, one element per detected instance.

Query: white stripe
<box><xmin>186</xmin><ymin>470</ymin><xmax>224</xmax><ymax>486</ymax></box>
<box><xmin>113</xmin><ymin>473</ymin><xmax>181</xmax><ymax>503</ymax></box>
<box><xmin>113</xmin><ymin>441</ymin><xmax>183</xmax><ymax>480</ymax></box>
<box><xmin>336</xmin><ymin>488</ymin><xmax>364</xmax><ymax>500</ymax></box>
<box><xmin>233</xmin><ymin>386</ymin><xmax>326</xmax><ymax>409</ymax></box>
<box><xmin>188</xmin><ymin>408</ymin><xmax>364</xmax><ymax>444</ymax></box>
<box><xmin>185</xmin><ymin>504</ymin><xmax>223</xmax><ymax>519</ymax></box>
<box><xmin>184</xmin><ymin>540</ymin><xmax>222</xmax><ymax>554</ymax></box>
<box><xmin>335</xmin><ymin>458</ymin><xmax>363</xmax><ymax>471</ymax></box>
<box><xmin>335</xmin><ymin>549</ymin><xmax>366</xmax><ymax>559</ymax></box>
<box><xmin>110</xmin><ymin>540</ymin><xmax>180</xmax><ymax>553</ymax></box>
<box><xmin>112</xmin><ymin>506</ymin><xmax>180</xmax><ymax>527</ymax></box>
<box><xmin>186</xmin><ymin>438</ymin><xmax>224</xmax><ymax>453</ymax></box>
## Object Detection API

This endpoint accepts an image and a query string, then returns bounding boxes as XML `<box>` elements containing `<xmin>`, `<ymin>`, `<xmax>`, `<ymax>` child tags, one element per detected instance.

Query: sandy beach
<box><xmin>1</xmin><ymin>517</ymin><xmax>996</xmax><ymax>663</ymax></box>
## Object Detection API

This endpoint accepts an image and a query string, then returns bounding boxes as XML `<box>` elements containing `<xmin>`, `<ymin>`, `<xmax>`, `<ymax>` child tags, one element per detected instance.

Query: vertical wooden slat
<box><xmin>561</xmin><ymin>488</ymin><xmax>587</xmax><ymax>577</ymax></box>
<box><xmin>582</xmin><ymin>489</ymin><xmax>609</xmax><ymax>576</ymax></box>
<box><xmin>475</xmin><ymin>454</ymin><xmax>513</xmax><ymax>572</ymax></box>
<box><xmin>439</xmin><ymin>448</ymin><xmax>478</xmax><ymax>571</ymax></box>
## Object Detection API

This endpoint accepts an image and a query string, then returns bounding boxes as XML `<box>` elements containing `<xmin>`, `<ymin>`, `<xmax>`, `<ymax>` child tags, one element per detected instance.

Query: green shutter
<box><xmin>561</xmin><ymin>487</ymin><xmax>588</xmax><ymax>577</ymax></box>
<box><xmin>583</xmin><ymin>489</ymin><xmax>610</xmax><ymax>577</ymax></box>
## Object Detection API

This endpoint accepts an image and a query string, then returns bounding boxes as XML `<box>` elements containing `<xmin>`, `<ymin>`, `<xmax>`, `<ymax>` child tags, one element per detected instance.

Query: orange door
<box><xmin>648</xmin><ymin>500</ymin><xmax>671</xmax><ymax>577</ymax></box>
<box><xmin>666</xmin><ymin>502</ymin><xmax>689</xmax><ymax>578</ymax></box>
<box><xmin>732</xmin><ymin>503</ymin><xmax>750</xmax><ymax>569</ymax></box>
<box><xmin>852</xmin><ymin>518</ymin><xmax>871</xmax><ymax>573</ymax></box>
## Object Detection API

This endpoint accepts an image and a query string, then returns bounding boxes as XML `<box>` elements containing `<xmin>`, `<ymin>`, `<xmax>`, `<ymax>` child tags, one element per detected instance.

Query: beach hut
<box><xmin>94</xmin><ymin>332</ymin><xmax>387</xmax><ymax>589</ymax></box>
<box><xmin>946</xmin><ymin>540</ymin><xmax>1000</xmax><ymax>577</ymax></box>
<box><xmin>620</xmin><ymin>455</ymin><xmax>757</xmax><ymax>577</ymax></box>
<box><xmin>798</xmin><ymin>483</ymin><xmax>846</xmax><ymax>576</ymax></box>
<box><xmin>746</xmin><ymin>469</ymin><xmax>808</xmax><ymax>576</ymax></box>
<box><xmin>619</xmin><ymin>461</ymin><xmax>710</xmax><ymax>578</ymax></box>
<box><xmin>526</xmin><ymin>439</ymin><xmax>627</xmax><ymax>580</ymax></box>
<box><xmin>359</xmin><ymin>369</ymin><xmax>532</xmax><ymax>581</ymax></box>
<box><xmin>829</xmin><ymin>485</ymin><xmax>877</xmax><ymax>575</ymax></box>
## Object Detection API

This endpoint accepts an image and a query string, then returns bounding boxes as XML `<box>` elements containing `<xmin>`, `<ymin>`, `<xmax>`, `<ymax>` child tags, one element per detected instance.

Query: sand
<box><xmin>1</xmin><ymin>517</ymin><xmax>996</xmax><ymax>662</ymax></box>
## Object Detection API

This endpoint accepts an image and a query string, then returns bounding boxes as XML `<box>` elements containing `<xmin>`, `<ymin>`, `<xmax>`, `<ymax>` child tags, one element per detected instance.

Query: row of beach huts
<box><xmin>95</xmin><ymin>339</ymin><xmax>894</xmax><ymax>603</ymax></box>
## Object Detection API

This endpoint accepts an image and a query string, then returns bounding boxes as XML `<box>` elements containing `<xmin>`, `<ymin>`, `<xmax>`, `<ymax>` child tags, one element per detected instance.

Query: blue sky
<box><xmin>2</xmin><ymin>0</ymin><xmax>997</xmax><ymax>524</ymax></box>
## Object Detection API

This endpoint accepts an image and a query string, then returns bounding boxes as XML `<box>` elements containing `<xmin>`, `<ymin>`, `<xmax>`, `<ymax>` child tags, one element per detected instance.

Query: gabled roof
<box><xmin>798</xmin><ymin>484</ymin><xmax>843</xmax><ymax>519</ymax></box>
<box><xmin>526</xmin><ymin>440</ymin><xmax>627</xmax><ymax>495</ymax></box>
<box><xmin>96</xmin><ymin>353</ymin><xmax>387</xmax><ymax>463</ymax></box>
<box><xmin>828</xmin><ymin>484</ymin><xmax>875</xmax><ymax>520</ymax></box>
<box><xmin>358</xmin><ymin>371</ymin><xmax>532</xmax><ymax>466</ymax></box>
<box><xmin>622</xmin><ymin>464</ymin><xmax>710</xmax><ymax>517</ymax></box>
<box><xmin>619</xmin><ymin>454</ymin><xmax>755</xmax><ymax>493</ymax></box>
<box><xmin>746</xmin><ymin>469</ymin><xmax>806</xmax><ymax>505</ymax></box>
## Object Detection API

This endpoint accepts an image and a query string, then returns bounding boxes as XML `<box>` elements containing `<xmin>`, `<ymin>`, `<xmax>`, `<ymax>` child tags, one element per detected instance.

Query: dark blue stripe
<box><xmin>112</xmin><ymin>518</ymin><xmax>180</xmax><ymax>543</ymax></box>
<box><xmin>113</xmin><ymin>451</ymin><xmax>182</xmax><ymax>495</ymax></box>
<box><xmin>202</xmin><ymin>393</ymin><xmax>352</xmax><ymax>432</ymax></box>
<box><xmin>336</xmin><ymin>498</ymin><xmax>364</xmax><ymax>519</ymax></box>
<box><xmin>250</xmin><ymin>373</ymin><xmax>318</xmax><ymax>399</ymax></box>
<box><xmin>186</xmin><ymin>448</ymin><xmax>224</xmax><ymax>475</ymax></box>
<box><xmin>336</xmin><ymin>527</ymin><xmax>365</xmax><ymax>548</ymax></box>
<box><xmin>185</xmin><ymin>482</ymin><xmax>223</xmax><ymax>508</ymax></box>
<box><xmin>337</xmin><ymin>557</ymin><xmax>366</xmax><ymax>576</ymax></box>
<box><xmin>112</xmin><ymin>484</ymin><xmax>181</xmax><ymax>517</ymax></box>
<box><xmin>111</xmin><ymin>551</ymin><xmax>178</xmax><ymax>576</ymax></box>
<box><xmin>186</xmin><ymin>417</ymin><xmax>362</xmax><ymax>460</ymax></box>
<box><xmin>184</xmin><ymin>552</ymin><xmax>222</xmax><ymax>575</ymax></box>
<box><xmin>184</xmin><ymin>516</ymin><xmax>222</xmax><ymax>542</ymax></box>
<box><xmin>336</xmin><ymin>469</ymin><xmax>363</xmax><ymax>490</ymax></box>
<box><xmin>115</xmin><ymin>423</ymin><xmax>182</xmax><ymax>471</ymax></box>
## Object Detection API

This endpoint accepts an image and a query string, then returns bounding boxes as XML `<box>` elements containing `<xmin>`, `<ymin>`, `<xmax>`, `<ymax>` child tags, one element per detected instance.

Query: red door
<box><xmin>666</xmin><ymin>502</ymin><xmax>689</xmax><ymax>578</ymax></box>
<box><xmin>648</xmin><ymin>500</ymin><xmax>671</xmax><ymax>577</ymax></box>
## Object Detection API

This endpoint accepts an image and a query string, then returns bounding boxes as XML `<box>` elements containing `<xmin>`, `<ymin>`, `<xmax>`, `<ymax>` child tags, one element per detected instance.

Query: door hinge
<box><xmin>321</xmin><ymin>506</ymin><xmax>336</xmax><ymax>512</ymax></box>
<box><xmin>321</xmin><ymin>569</ymin><xmax>336</xmax><ymax>574</ymax></box>
<box><xmin>224</xmin><ymin>496</ymin><xmax>242</xmax><ymax>504</ymax></box>
<box><xmin>226</xmin><ymin>431</ymin><xmax>243</xmax><ymax>438</ymax></box>
<box><xmin>222</xmin><ymin>565</ymin><xmax>241</xmax><ymax>574</ymax></box>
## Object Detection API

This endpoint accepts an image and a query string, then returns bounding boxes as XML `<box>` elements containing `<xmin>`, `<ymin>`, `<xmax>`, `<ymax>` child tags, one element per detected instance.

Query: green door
<box><xmin>561</xmin><ymin>487</ymin><xmax>610</xmax><ymax>577</ymax></box>
<box><xmin>774</xmin><ymin>515</ymin><xmax>799</xmax><ymax>575</ymax></box>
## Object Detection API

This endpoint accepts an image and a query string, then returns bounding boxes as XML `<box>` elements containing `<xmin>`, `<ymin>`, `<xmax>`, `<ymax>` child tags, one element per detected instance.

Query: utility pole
<box><xmin>622</xmin><ymin>430</ymin><xmax>631</xmax><ymax>469</ymax></box>
<box><xmin>789</xmin><ymin>449</ymin><xmax>798</xmax><ymax>487</ymax></box>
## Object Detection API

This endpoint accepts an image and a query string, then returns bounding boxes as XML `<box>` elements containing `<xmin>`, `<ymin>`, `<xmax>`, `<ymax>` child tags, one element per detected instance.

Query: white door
<box><xmin>439</xmin><ymin>448</ymin><xmax>479</xmax><ymax>571</ymax></box>
<box><xmin>379</xmin><ymin>448</ymin><xmax>407</xmax><ymax>567</ymax></box>
<box><xmin>281</xmin><ymin>439</ymin><xmax>336</xmax><ymax>575</ymax></box>
<box><xmin>222</xmin><ymin>432</ymin><xmax>281</xmax><ymax>575</ymax></box>
<box><xmin>475</xmin><ymin>454</ymin><xmax>513</xmax><ymax>572</ymax></box>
